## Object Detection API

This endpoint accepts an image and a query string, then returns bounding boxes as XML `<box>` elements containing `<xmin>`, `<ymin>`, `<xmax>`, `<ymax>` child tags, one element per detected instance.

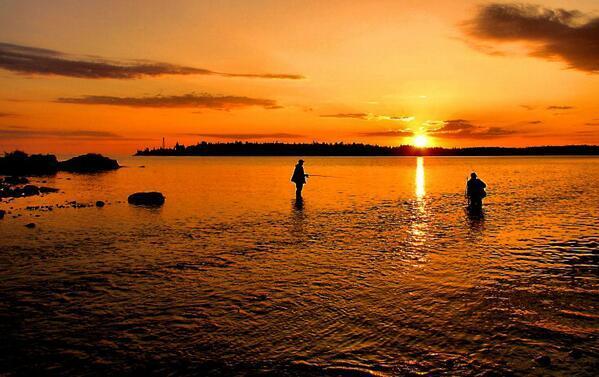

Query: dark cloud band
<box><xmin>0</xmin><ymin>127</ymin><xmax>150</xmax><ymax>141</ymax></box>
<box><xmin>0</xmin><ymin>42</ymin><xmax>304</xmax><ymax>80</ymax></box>
<box><xmin>182</xmin><ymin>133</ymin><xmax>304</xmax><ymax>139</ymax></box>
<box><xmin>56</xmin><ymin>93</ymin><xmax>280</xmax><ymax>110</ymax></box>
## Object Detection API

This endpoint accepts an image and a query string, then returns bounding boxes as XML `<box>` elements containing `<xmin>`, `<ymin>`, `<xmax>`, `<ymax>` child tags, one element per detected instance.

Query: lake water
<box><xmin>1</xmin><ymin>156</ymin><xmax>597</xmax><ymax>376</ymax></box>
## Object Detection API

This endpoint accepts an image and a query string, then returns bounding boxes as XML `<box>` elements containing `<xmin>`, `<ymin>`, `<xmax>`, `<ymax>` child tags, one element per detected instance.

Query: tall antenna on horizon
<box><xmin>162</xmin><ymin>137</ymin><xmax>165</xmax><ymax>149</ymax></box>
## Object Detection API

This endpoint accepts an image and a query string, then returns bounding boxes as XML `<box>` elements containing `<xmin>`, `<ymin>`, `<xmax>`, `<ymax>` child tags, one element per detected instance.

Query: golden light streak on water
<box><xmin>415</xmin><ymin>156</ymin><xmax>425</xmax><ymax>199</ymax></box>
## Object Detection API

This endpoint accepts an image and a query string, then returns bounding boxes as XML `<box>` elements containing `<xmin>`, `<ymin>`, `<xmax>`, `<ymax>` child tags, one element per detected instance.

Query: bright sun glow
<box><xmin>413</xmin><ymin>134</ymin><xmax>428</xmax><ymax>148</ymax></box>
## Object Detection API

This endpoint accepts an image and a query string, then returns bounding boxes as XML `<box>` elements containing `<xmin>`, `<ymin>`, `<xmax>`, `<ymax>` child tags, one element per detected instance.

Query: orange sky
<box><xmin>0</xmin><ymin>0</ymin><xmax>597</xmax><ymax>154</ymax></box>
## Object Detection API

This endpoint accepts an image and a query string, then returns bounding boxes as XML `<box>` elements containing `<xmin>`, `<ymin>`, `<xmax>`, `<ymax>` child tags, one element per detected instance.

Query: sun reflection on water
<box><xmin>416</xmin><ymin>157</ymin><xmax>425</xmax><ymax>199</ymax></box>
<box><xmin>410</xmin><ymin>157</ymin><xmax>428</xmax><ymax>249</ymax></box>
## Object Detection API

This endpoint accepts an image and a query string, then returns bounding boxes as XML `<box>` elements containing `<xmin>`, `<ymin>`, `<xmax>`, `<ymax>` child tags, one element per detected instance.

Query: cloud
<box><xmin>427</xmin><ymin>119</ymin><xmax>517</xmax><ymax>139</ymax></box>
<box><xmin>182</xmin><ymin>133</ymin><xmax>304</xmax><ymax>139</ymax></box>
<box><xmin>321</xmin><ymin>113</ymin><xmax>370</xmax><ymax>119</ymax></box>
<box><xmin>217</xmin><ymin>72</ymin><xmax>304</xmax><ymax>80</ymax></box>
<box><xmin>463</xmin><ymin>3</ymin><xmax>599</xmax><ymax>73</ymax></box>
<box><xmin>56</xmin><ymin>93</ymin><xmax>280</xmax><ymax>110</ymax></box>
<box><xmin>547</xmin><ymin>105</ymin><xmax>574</xmax><ymax>110</ymax></box>
<box><xmin>520</xmin><ymin>105</ymin><xmax>535</xmax><ymax>110</ymax></box>
<box><xmin>0</xmin><ymin>42</ymin><xmax>304</xmax><ymax>80</ymax></box>
<box><xmin>528</xmin><ymin>120</ymin><xmax>542</xmax><ymax>124</ymax></box>
<box><xmin>359</xmin><ymin>129</ymin><xmax>414</xmax><ymax>137</ymax></box>
<box><xmin>0</xmin><ymin>112</ymin><xmax>17</xmax><ymax>117</ymax></box>
<box><xmin>0</xmin><ymin>127</ymin><xmax>150</xmax><ymax>140</ymax></box>
<box><xmin>585</xmin><ymin>122</ymin><xmax>599</xmax><ymax>126</ymax></box>
<box><xmin>320</xmin><ymin>112</ymin><xmax>414</xmax><ymax>121</ymax></box>
<box><xmin>378</xmin><ymin>115</ymin><xmax>415</xmax><ymax>122</ymax></box>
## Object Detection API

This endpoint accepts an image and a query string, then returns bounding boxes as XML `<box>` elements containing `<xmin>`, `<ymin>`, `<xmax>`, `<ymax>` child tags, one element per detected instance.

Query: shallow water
<box><xmin>1</xmin><ymin>156</ymin><xmax>598</xmax><ymax>376</ymax></box>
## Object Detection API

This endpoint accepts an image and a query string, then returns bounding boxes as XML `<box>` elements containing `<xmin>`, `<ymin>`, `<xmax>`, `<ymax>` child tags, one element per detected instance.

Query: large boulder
<box><xmin>0</xmin><ymin>151</ymin><xmax>59</xmax><ymax>176</ymax></box>
<box><xmin>59</xmin><ymin>153</ymin><xmax>119</xmax><ymax>173</ymax></box>
<box><xmin>128</xmin><ymin>192</ymin><xmax>165</xmax><ymax>206</ymax></box>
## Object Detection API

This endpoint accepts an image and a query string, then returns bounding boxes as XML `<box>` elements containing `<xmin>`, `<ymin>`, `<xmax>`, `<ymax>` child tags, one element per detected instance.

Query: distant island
<box><xmin>135</xmin><ymin>142</ymin><xmax>599</xmax><ymax>156</ymax></box>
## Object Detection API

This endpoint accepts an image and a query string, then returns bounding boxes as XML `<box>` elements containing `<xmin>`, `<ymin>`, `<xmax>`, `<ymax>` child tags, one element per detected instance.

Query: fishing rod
<box><xmin>306</xmin><ymin>174</ymin><xmax>342</xmax><ymax>178</ymax></box>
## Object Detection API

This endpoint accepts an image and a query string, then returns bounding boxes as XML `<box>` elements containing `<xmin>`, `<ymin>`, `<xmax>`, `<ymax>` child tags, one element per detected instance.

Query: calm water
<box><xmin>1</xmin><ymin>156</ymin><xmax>598</xmax><ymax>376</ymax></box>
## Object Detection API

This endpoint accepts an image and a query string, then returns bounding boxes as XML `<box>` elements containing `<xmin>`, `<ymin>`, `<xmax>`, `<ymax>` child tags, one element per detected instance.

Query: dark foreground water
<box><xmin>1</xmin><ymin>156</ymin><xmax>597</xmax><ymax>376</ymax></box>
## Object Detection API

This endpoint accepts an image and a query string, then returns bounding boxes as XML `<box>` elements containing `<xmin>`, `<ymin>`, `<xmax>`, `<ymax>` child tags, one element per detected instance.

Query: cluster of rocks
<box><xmin>0</xmin><ymin>176</ymin><xmax>60</xmax><ymax>199</ymax></box>
<box><xmin>0</xmin><ymin>151</ymin><xmax>167</xmax><ymax>222</ymax></box>
<box><xmin>0</xmin><ymin>151</ymin><xmax>120</xmax><ymax>203</ymax></box>
<box><xmin>0</xmin><ymin>151</ymin><xmax>120</xmax><ymax>176</ymax></box>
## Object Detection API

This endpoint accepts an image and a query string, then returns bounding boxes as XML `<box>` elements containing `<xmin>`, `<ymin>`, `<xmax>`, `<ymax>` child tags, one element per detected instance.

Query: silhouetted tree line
<box><xmin>135</xmin><ymin>141</ymin><xmax>599</xmax><ymax>156</ymax></box>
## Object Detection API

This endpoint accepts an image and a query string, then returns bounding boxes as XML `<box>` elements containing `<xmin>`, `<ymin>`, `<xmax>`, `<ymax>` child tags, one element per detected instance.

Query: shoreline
<box><xmin>135</xmin><ymin>142</ymin><xmax>599</xmax><ymax>157</ymax></box>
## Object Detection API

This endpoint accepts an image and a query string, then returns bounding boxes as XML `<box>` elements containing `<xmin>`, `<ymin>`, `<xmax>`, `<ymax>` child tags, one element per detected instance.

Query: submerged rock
<box><xmin>59</xmin><ymin>153</ymin><xmax>120</xmax><ymax>173</ymax></box>
<box><xmin>569</xmin><ymin>349</ymin><xmax>583</xmax><ymax>359</ymax></box>
<box><xmin>534</xmin><ymin>355</ymin><xmax>551</xmax><ymax>366</ymax></box>
<box><xmin>0</xmin><ymin>184</ymin><xmax>59</xmax><ymax>199</ymax></box>
<box><xmin>25</xmin><ymin>222</ymin><xmax>36</xmax><ymax>228</ymax></box>
<box><xmin>39</xmin><ymin>186</ymin><xmax>59</xmax><ymax>193</ymax></box>
<box><xmin>22</xmin><ymin>185</ymin><xmax>40</xmax><ymax>196</ymax></box>
<box><xmin>3</xmin><ymin>176</ymin><xmax>29</xmax><ymax>185</ymax></box>
<box><xmin>128</xmin><ymin>192</ymin><xmax>165</xmax><ymax>206</ymax></box>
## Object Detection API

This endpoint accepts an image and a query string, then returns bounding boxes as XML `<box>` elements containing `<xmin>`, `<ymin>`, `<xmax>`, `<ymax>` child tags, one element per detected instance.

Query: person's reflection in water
<box><xmin>466</xmin><ymin>205</ymin><xmax>485</xmax><ymax>233</ymax></box>
<box><xmin>291</xmin><ymin>159</ymin><xmax>309</xmax><ymax>199</ymax></box>
<box><xmin>291</xmin><ymin>198</ymin><xmax>307</xmax><ymax>240</ymax></box>
<box><xmin>293</xmin><ymin>197</ymin><xmax>304</xmax><ymax>211</ymax></box>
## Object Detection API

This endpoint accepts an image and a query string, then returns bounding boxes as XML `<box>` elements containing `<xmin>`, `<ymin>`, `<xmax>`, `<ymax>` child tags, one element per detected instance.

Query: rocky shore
<box><xmin>0</xmin><ymin>151</ymin><xmax>120</xmax><ymax>176</ymax></box>
<box><xmin>0</xmin><ymin>151</ymin><xmax>119</xmax><ymax>202</ymax></box>
<box><xmin>1</xmin><ymin>151</ymin><xmax>165</xmax><ymax>225</ymax></box>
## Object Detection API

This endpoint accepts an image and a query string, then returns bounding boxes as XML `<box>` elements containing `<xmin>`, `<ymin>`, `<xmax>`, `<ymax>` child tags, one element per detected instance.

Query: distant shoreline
<box><xmin>135</xmin><ymin>142</ymin><xmax>599</xmax><ymax>157</ymax></box>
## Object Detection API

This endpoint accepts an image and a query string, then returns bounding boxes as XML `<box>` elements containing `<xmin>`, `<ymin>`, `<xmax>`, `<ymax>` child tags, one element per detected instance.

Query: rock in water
<box><xmin>128</xmin><ymin>192</ymin><xmax>165</xmax><ymax>206</ymax></box>
<box><xmin>25</xmin><ymin>222</ymin><xmax>36</xmax><ymax>228</ymax></box>
<box><xmin>22</xmin><ymin>185</ymin><xmax>40</xmax><ymax>196</ymax></box>
<box><xmin>534</xmin><ymin>355</ymin><xmax>551</xmax><ymax>366</ymax></box>
<box><xmin>59</xmin><ymin>153</ymin><xmax>120</xmax><ymax>173</ymax></box>
<box><xmin>3</xmin><ymin>176</ymin><xmax>29</xmax><ymax>185</ymax></box>
<box><xmin>569</xmin><ymin>349</ymin><xmax>583</xmax><ymax>359</ymax></box>
<box><xmin>0</xmin><ymin>151</ymin><xmax>59</xmax><ymax>176</ymax></box>
<box><xmin>0</xmin><ymin>210</ymin><xmax>5</xmax><ymax>219</ymax></box>
<box><xmin>96</xmin><ymin>200</ymin><xmax>105</xmax><ymax>207</ymax></box>
<box><xmin>39</xmin><ymin>187</ymin><xmax>59</xmax><ymax>193</ymax></box>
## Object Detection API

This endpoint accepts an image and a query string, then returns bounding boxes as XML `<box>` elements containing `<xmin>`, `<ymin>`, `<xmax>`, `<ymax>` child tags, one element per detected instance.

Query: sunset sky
<box><xmin>0</xmin><ymin>0</ymin><xmax>597</xmax><ymax>153</ymax></box>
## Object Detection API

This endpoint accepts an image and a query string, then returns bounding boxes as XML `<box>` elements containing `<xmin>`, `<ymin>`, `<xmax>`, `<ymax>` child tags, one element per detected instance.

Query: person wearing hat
<box><xmin>291</xmin><ymin>159</ymin><xmax>309</xmax><ymax>198</ymax></box>
<box><xmin>466</xmin><ymin>172</ymin><xmax>487</xmax><ymax>208</ymax></box>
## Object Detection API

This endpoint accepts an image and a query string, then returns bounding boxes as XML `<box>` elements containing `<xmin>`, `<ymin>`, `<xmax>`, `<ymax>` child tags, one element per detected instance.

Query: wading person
<box><xmin>291</xmin><ymin>159</ymin><xmax>309</xmax><ymax>198</ymax></box>
<box><xmin>466</xmin><ymin>172</ymin><xmax>487</xmax><ymax>209</ymax></box>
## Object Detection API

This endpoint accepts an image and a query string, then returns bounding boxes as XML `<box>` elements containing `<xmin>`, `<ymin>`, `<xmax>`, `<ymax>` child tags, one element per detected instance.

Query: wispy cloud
<box><xmin>320</xmin><ymin>113</ymin><xmax>369</xmax><ymax>119</ymax></box>
<box><xmin>0</xmin><ymin>127</ymin><xmax>150</xmax><ymax>140</ymax></box>
<box><xmin>320</xmin><ymin>112</ymin><xmax>414</xmax><ymax>121</ymax></box>
<box><xmin>359</xmin><ymin>129</ymin><xmax>414</xmax><ymax>137</ymax></box>
<box><xmin>182</xmin><ymin>133</ymin><xmax>304</xmax><ymax>139</ymax></box>
<box><xmin>0</xmin><ymin>42</ymin><xmax>304</xmax><ymax>80</ymax></box>
<box><xmin>0</xmin><ymin>112</ymin><xmax>17</xmax><ymax>117</ymax></box>
<box><xmin>426</xmin><ymin>119</ymin><xmax>517</xmax><ymax>139</ymax></box>
<box><xmin>547</xmin><ymin>105</ymin><xmax>574</xmax><ymax>110</ymax></box>
<box><xmin>528</xmin><ymin>120</ymin><xmax>542</xmax><ymax>124</ymax></box>
<box><xmin>56</xmin><ymin>93</ymin><xmax>280</xmax><ymax>110</ymax></box>
<box><xmin>463</xmin><ymin>3</ymin><xmax>599</xmax><ymax>73</ymax></box>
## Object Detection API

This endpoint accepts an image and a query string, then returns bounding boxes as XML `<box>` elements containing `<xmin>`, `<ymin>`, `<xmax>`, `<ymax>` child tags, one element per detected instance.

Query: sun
<box><xmin>413</xmin><ymin>134</ymin><xmax>428</xmax><ymax>148</ymax></box>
